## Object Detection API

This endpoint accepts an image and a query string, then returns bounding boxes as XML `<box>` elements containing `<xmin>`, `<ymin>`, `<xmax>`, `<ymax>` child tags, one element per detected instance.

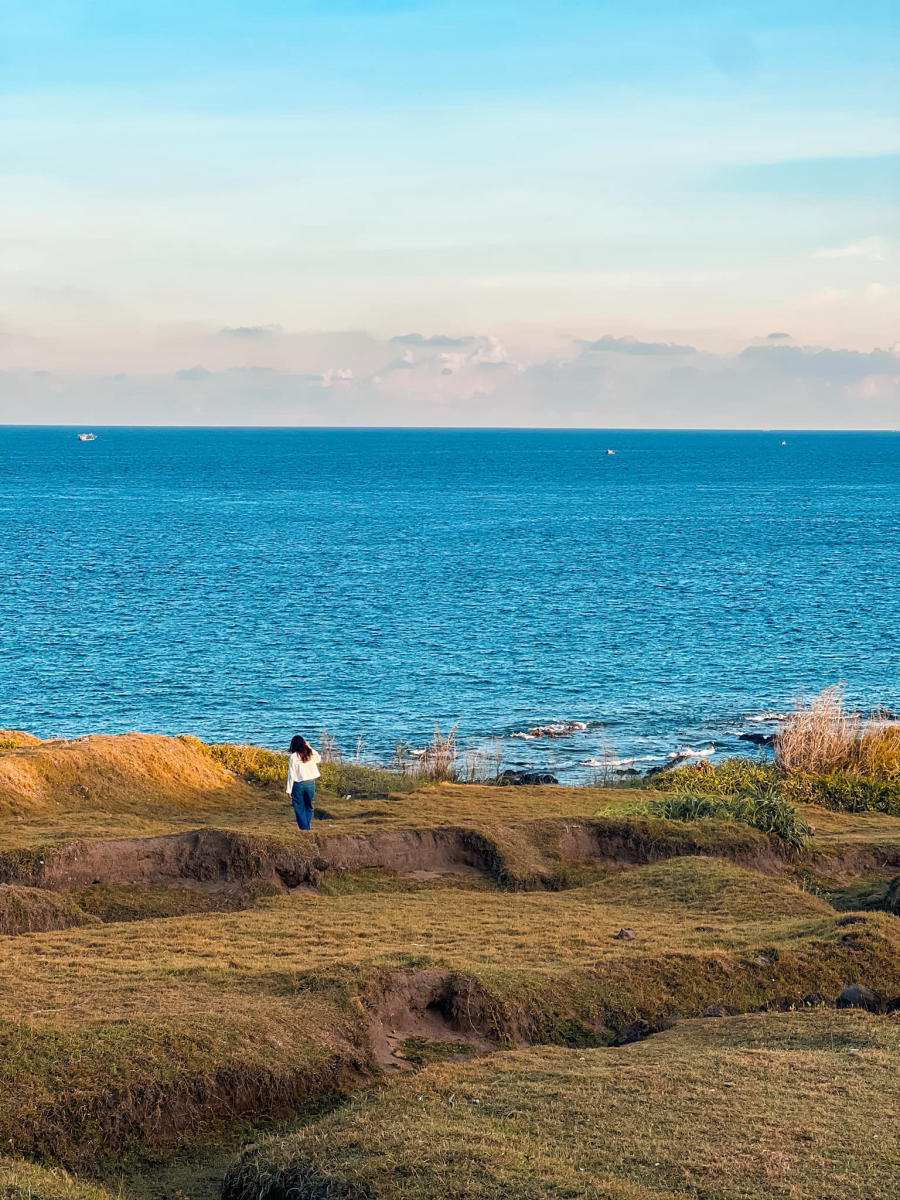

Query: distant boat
<box><xmin>781</xmin><ymin>440</ymin><xmax>787</xmax><ymax>446</ymax></box>
<box><xmin>77</xmin><ymin>433</ymin><xmax>97</xmax><ymax>442</ymax></box>
<box><xmin>606</xmin><ymin>449</ymin><xmax>616</xmax><ymax>455</ymax></box>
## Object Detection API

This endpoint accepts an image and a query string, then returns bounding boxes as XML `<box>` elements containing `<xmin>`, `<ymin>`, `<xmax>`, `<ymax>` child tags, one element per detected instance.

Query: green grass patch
<box><xmin>782</xmin><ymin>770</ymin><xmax>900</xmax><ymax>815</ymax></box>
<box><xmin>646</xmin><ymin>790</ymin><xmax>812</xmax><ymax>852</ymax></box>
<box><xmin>397</xmin><ymin>1037</ymin><xmax>475</xmax><ymax>1067</ymax></box>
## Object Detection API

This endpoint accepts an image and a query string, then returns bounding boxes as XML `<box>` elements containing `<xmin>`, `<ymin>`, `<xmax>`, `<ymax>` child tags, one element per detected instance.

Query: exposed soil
<box><xmin>364</xmin><ymin>971</ymin><xmax>494</xmax><ymax>1070</ymax></box>
<box><xmin>3</xmin><ymin>819</ymin><xmax>900</xmax><ymax>907</ymax></box>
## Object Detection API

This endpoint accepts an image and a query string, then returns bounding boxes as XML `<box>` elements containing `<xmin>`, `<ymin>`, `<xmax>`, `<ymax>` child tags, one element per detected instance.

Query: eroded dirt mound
<box><xmin>0</xmin><ymin>733</ymin><xmax>257</xmax><ymax>819</ymax></box>
<box><xmin>364</xmin><ymin>970</ymin><xmax>495</xmax><ymax>1069</ymax></box>
<box><xmin>0</xmin><ymin>827</ymin><xmax>502</xmax><ymax>891</ymax></box>
<box><xmin>0</xmin><ymin>828</ymin><xmax>321</xmax><ymax>889</ymax></box>
<box><xmin>0</xmin><ymin>885</ymin><xmax>97</xmax><ymax>935</ymax></box>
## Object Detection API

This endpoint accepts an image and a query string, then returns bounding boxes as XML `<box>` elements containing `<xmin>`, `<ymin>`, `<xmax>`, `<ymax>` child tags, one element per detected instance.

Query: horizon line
<box><xmin>2</xmin><ymin>424</ymin><xmax>899</xmax><ymax>435</ymax></box>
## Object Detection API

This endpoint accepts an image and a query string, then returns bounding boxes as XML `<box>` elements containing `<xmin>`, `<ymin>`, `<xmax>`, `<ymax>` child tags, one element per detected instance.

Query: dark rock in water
<box><xmin>611</xmin><ymin>1019</ymin><xmax>652</xmax><ymax>1046</ymax></box>
<box><xmin>613</xmin><ymin>927</ymin><xmax>637</xmax><ymax>940</ymax></box>
<box><xmin>802</xmin><ymin>992</ymin><xmax>830</xmax><ymax>1008</ymax></box>
<box><xmin>645</xmin><ymin>755</ymin><xmax>690</xmax><ymax>776</ymax></box>
<box><xmin>884</xmin><ymin>876</ymin><xmax>900</xmax><ymax>916</ymax></box>
<box><xmin>496</xmin><ymin>770</ymin><xmax>559</xmax><ymax>786</ymax></box>
<box><xmin>738</xmin><ymin>731</ymin><xmax>775</xmax><ymax>746</ymax></box>
<box><xmin>703</xmin><ymin>1005</ymin><xmax>728</xmax><ymax>1018</ymax></box>
<box><xmin>836</xmin><ymin>984</ymin><xmax>881</xmax><ymax>1012</ymax></box>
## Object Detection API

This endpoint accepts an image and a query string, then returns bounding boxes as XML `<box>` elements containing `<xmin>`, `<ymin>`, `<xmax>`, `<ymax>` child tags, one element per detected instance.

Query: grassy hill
<box><xmin>0</xmin><ymin>731</ymin><xmax>898</xmax><ymax>1197</ymax></box>
<box><xmin>224</xmin><ymin>1009</ymin><xmax>900</xmax><ymax>1200</ymax></box>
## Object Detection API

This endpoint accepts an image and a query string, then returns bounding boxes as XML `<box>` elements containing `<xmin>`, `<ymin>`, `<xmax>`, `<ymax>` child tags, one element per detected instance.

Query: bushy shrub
<box><xmin>319</xmin><ymin>761</ymin><xmax>418</xmax><ymax>798</ymax></box>
<box><xmin>647</xmin><ymin>789</ymin><xmax>812</xmax><ymax>852</ymax></box>
<box><xmin>651</xmin><ymin>758</ymin><xmax>776</xmax><ymax>796</ymax></box>
<box><xmin>781</xmin><ymin>771</ymin><xmax>900</xmax><ymax>816</ymax></box>
<box><xmin>179</xmin><ymin>737</ymin><xmax>287</xmax><ymax>786</ymax></box>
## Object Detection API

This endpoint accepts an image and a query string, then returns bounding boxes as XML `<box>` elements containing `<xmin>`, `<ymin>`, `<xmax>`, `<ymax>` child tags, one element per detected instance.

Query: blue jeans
<box><xmin>291</xmin><ymin>780</ymin><xmax>316</xmax><ymax>830</ymax></box>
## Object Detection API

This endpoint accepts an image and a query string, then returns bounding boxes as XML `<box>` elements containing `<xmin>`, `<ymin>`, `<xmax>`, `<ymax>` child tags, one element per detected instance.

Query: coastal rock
<box><xmin>738</xmin><ymin>732</ymin><xmax>775</xmax><ymax>747</ymax></box>
<box><xmin>703</xmin><ymin>1005</ymin><xmax>727</xmax><ymax>1018</ymax></box>
<box><xmin>613</xmin><ymin>928</ymin><xmax>637</xmax><ymax>941</ymax></box>
<box><xmin>517</xmin><ymin>721</ymin><xmax>589</xmax><ymax>740</ymax></box>
<box><xmin>496</xmin><ymin>770</ymin><xmax>559</xmax><ymax>786</ymax></box>
<box><xmin>836</xmin><ymin>984</ymin><xmax>880</xmax><ymax>1012</ymax></box>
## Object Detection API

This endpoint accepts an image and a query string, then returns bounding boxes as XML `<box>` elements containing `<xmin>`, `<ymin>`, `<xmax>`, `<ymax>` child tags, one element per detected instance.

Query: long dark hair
<box><xmin>289</xmin><ymin>734</ymin><xmax>314</xmax><ymax>762</ymax></box>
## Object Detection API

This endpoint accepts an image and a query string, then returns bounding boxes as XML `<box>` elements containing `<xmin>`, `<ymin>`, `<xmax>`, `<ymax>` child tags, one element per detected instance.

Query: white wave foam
<box><xmin>667</xmin><ymin>746</ymin><xmax>716</xmax><ymax>759</ymax></box>
<box><xmin>581</xmin><ymin>755</ymin><xmax>661</xmax><ymax>768</ymax></box>
<box><xmin>745</xmin><ymin>712</ymin><xmax>790</xmax><ymax>723</ymax></box>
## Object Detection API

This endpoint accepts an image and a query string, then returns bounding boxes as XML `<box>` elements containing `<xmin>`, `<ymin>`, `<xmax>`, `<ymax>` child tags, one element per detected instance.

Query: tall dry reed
<box><xmin>775</xmin><ymin>686</ymin><xmax>900</xmax><ymax>777</ymax></box>
<box><xmin>391</xmin><ymin>725</ymin><xmax>461</xmax><ymax>781</ymax></box>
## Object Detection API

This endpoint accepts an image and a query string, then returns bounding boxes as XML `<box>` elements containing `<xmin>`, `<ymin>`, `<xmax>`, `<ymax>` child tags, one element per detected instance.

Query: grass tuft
<box><xmin>647</xmin><ymin>790</ymin><xmax>812</xmax><ymax>852</ymax></box>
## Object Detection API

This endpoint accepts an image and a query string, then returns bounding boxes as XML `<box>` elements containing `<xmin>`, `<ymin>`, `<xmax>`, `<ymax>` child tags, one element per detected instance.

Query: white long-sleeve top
<box><xmin>285</xmin><ymin>749</ymin><xmax>321</xmax><ymax>792</ymax></box>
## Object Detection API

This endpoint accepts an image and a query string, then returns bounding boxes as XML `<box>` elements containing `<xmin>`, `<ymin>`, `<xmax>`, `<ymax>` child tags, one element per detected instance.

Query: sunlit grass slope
<box><xmin>3</xmin><ymin>859</ymin><xmax>899</xmax><ymax>1166</ymax></box>
<box><xmin>224</xmin><ymin>1010</ymin><xmax>900</xmax><ymax>1200</ymax></box>
<box><xmin>0</xmin><ymin>1155</ymin><xmax>117</xmax><ymax>1200</ymax></box>
<box><xmin>3</xmin><ymin>735</ymin><xmax>900</xmax><ymax>867</ymax></box>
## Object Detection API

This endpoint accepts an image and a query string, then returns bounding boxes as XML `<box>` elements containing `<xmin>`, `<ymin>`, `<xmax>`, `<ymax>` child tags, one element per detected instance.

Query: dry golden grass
<box><xmin>2</xmin><ymin>857</ymin><xmax>899</xmax><ymax>1167</ymax></box>
<box><xmin>0</xmin><ymin>1155</ymin><xmax>117</xmax><ymax>1200</ymax></box>
<box><xmin>776</xmin><ymin>686</ymin><xmax>900</xmax><ymax>777</ymax></box>
<box><xmin>0</xmin><ymin>858</ymin><xmax>838</xmax><ymax>1022</ymax></box>
<box><xmin>0</xmin><ymin>733</ymin><xmax>609</xmax><ymax>851</ymax></box>
<box><xmin>225</xmin><ymin>1009</ymin><xmax>900</xmax><ymax>1200</ymax></box>
<box><xmin>2</xmin><ymin>735</ymin><xmax>900</xmax><ymax>867</ymax></box>
<box><xmin>0</xmin><ymin>733</ymin><xmax>258</xmax><ymax>834</ymax></box>
<box><xmin>3</xmin><ymin>732</ymin><xmax>899</xmax><ymax>1191</ymax></box>
<box><xmin>0</xmin><ymin>730</ymin><xmax>41</xmax><ymax>750</ymax></box>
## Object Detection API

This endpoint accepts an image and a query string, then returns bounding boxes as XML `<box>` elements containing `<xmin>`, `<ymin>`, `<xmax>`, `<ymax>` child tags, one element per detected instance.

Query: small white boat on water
<box><xmin>77</xmin><ymin>433</ymin><xmax>97</xmax><ymax>442</ymax></box>
<box><xmin>606</xmin><ymin>448</ymin><xmax>616</xmax><ymax>455</ymax></box>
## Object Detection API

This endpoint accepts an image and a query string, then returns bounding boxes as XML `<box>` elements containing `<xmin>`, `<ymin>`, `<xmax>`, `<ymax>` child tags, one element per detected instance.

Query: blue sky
<box><xmin>1</xmin><ymin>1</ymin><xmax>898</xmax><ymax>424</ymax></box>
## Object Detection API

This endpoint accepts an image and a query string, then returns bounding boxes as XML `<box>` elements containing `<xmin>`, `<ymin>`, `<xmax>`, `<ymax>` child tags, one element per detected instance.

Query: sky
<box><xmin>1</xmin><ymin>0</ymin><xmax>898</xmax><ymax>427</ymax></box>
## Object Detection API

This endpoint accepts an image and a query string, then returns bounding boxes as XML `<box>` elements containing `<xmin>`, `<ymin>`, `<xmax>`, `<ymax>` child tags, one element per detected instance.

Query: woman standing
<box><xmin>285</xmin><ymin>734</ymin><xmax>322</xmax><ymax>831</ymax></box>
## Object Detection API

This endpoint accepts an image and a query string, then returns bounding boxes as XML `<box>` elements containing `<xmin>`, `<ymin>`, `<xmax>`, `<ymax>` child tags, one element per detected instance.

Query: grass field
<box><xmin>1</xmin><ymin>731</ymin><xmax>899</xmax><ymax>1197</ymax></box>
<box><xmin>3</xmin><ymin>856</ymin><xmax>899</xmax><ymax>1169</ymax></box>
<box><xmin>4</xmin><ymin>734</ymin><xmax>900</xmax><ymax>856</ymax></box>
<box><xmin>224</xmin><ymin>1009</ymin><xmax>900</xmax><ymax>1200</ymax></box>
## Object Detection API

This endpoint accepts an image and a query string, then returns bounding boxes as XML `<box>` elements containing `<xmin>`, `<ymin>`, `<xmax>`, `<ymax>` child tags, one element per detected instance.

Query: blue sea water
<box><xmin>1</xmin><ymin>427</ymin><xmax>898</xmax><ymax>779</ymax></box>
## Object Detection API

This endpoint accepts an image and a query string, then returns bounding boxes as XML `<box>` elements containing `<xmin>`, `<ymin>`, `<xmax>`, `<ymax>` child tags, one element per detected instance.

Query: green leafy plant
<box><xmin>647</xmin><ymin>787</ymin><xmax>812</xmax><ymax>852</ymax></box>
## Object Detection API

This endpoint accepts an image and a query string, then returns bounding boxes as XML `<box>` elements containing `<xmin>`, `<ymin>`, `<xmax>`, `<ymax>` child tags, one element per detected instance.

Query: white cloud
<box><xmin>814</xmin><ymin>237</ymin><xmax>894</xmax><ymax>262</ymax></box>
<box><xmin>3</xmin><ymin>329</ymin><xmax>898</xmax><ymax>429</ymax></box>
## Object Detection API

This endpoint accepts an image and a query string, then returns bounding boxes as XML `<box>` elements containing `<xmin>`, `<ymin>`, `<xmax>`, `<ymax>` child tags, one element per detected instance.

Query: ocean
<box><xmin>2</xmin><ymin>427</ymin><xmax>898</xmax><ymax>780</ymax></box>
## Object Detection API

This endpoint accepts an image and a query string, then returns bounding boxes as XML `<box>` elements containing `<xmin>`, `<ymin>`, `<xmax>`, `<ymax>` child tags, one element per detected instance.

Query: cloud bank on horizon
<box><xmin>0</xmin><ymin>0</ymin><xmax>898</xmax><ymax>426</ymax></box>
<box><xmin>3</xmin><ymin>329</ymin><xmax>899</xmax><ymax>429</ymax></box>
